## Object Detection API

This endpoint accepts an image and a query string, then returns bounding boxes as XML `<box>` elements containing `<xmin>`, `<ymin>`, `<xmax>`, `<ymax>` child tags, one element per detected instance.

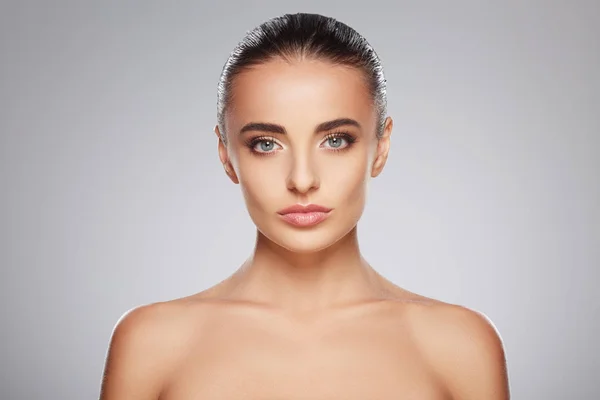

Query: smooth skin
<box><xmin>100</xmin><ymin>57</ymin><xmax>510</xmax><ymax>399</ymax></box>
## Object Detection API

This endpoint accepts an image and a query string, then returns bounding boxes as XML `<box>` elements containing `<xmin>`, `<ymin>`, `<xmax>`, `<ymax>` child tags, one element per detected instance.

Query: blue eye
<box><xmin>325</xmin><ymin>136</ymin><xmax>346</xmax><ymax>148</ymax></box>
<box><xmin>256</xmin><ymin>140</ymin><xmax>275</xmax><ymax>152</ymax></box>
<box><xmin>250</xmin><ymin>138</ymin><xmax>281</xmax><ymax>154</ymax></box>
<box><xmin>322</xmin><ymin>133</ymin><xmax>355</xmax><ymax>150</ymax></box>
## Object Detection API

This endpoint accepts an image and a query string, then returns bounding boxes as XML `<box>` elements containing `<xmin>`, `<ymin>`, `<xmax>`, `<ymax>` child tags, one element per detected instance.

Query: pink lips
<box><xmin>277</xmin><ymin>204</ymin><xmax>333</xmax><ymax>227</ymax></box>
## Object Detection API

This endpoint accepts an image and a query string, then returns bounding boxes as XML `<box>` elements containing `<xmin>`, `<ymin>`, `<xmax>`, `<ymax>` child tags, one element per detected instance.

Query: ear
<box><xmin>214</xmin><ymin>125</ymin><xmax>239</xmax><ymax>184</ymax></box>
<box><xmin>371</xmin><ymin>117</ymin><xmax>393</xmax><ymax>178</ymax></box>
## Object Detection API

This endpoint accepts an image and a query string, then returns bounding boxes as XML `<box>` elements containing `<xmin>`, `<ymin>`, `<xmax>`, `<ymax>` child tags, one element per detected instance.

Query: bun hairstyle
<box><xmin>216</xmin><ymin>12</ymin><xmax>387</xmax><ymax>143</ymax></box>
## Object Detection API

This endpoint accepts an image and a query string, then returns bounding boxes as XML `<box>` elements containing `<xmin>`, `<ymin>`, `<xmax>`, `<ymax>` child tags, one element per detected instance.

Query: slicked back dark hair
<box><xmin>216</xmin><ymin>13</ymin><xmax>387</xmax><ymax>143</ymax></box>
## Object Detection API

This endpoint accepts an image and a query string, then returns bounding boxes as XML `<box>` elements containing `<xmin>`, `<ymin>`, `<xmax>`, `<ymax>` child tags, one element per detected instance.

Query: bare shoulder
<box><xmin>400</xmin><ymin>295</ymin><xmax>510</xmax><ymax>399</ymax></box>
<box><xmin>99</xmin><ymin>296</ymin><xmax>212</xmax><ymax>399</ymax></box>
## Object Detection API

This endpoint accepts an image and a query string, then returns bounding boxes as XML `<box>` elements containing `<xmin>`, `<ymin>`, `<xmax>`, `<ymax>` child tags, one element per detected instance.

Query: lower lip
<box><xmin>279</xmin><ymin>211</ymin><xmax>330</xmax><ymax>227</ymax></box>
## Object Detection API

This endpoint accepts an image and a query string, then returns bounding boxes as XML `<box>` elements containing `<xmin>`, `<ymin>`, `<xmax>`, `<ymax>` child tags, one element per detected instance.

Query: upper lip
<box><xmin>277</xmin><ymin>204</ymin><xmax>333</xmax><ymax>214</ymax></box>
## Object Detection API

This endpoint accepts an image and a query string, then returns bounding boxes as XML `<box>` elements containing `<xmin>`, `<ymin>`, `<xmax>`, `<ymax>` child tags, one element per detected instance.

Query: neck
<box><xmin>223</xmin><ymin>226</ymin><xmax>389</xmax><ymax>312</ymax></box>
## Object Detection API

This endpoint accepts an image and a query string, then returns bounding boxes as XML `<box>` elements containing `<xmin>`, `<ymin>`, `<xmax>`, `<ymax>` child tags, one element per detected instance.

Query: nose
<box><xmin>286</xmin><ymin>152</ymin><xmax>320</xmax><ymax>194</ymax></box>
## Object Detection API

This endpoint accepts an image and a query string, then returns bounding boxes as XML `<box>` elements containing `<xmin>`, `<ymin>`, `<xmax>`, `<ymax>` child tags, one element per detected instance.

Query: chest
<box><xmin>161</xmin><ymin>336</ymin><xmax>449</xmax><ymax>400</ymax></box>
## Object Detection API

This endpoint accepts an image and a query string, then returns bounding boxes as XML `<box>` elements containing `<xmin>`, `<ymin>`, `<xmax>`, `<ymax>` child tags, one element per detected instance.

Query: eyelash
<box><xmin>323</xmin><ymin>131</ymin><xmax>357</xmax><ymax>152</ymax></box>
<box><xmin>244</xmin><ymin>136</ymin><xmax>280</xmax><ymax>156</ymax></box>
<box><xmin>245</xmin><ymin>131</ymin><xmax>357</xmax><ymax>156</ymax></box>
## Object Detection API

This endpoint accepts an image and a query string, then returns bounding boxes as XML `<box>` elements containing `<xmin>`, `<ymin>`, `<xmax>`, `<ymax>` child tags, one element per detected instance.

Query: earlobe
<box><xmin>370</xmin><ymin>152</ymin><xmax>388</xmax><ymax>178</ymax></box>
<box><xmin>371</xmin><ymin>117</ymin><xmax>393</xmax><ymax>178</ymax></box>
<box><xmin>223</xmin><ymin>162</ymin><xmax>240</xmax><ymax>184</ymax></box>
<box><xmin>214</xmin><ymin>125</ymin><xmax>240</xmax><ymax>184</ymax></box>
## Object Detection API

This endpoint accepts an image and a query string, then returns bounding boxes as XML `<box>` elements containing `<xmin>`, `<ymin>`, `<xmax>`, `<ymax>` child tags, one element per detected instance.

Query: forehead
<box><xmin>225</xmin><ymin>58</ymin><xmax>376</xmax><ymax>134</ymax></box>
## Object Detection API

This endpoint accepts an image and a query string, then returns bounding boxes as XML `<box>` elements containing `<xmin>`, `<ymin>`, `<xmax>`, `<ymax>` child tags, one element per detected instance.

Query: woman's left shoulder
<box><xmin>405</xmin><ymin>299</ymin><xmax>510</xmax><ymax>398</ymax></box>
<box><xmin>410</xmin><ymin>300</ymin><xmax>504</xmax><ymax>346</ymax></box>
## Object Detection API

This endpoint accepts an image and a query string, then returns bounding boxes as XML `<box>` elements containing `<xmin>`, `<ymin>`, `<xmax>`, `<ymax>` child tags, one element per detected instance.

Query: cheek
<box><xmin>236</xmin><ymin>155</ymin><xmax>287</xmax><ymax>212</ymax></box>
<box><xmin>321</xmin><ymin>150</ymin><xmax>370</xmax><ymax>204</ymax></box>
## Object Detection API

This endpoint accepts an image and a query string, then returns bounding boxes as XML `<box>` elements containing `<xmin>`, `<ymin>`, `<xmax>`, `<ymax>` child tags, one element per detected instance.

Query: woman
<box><xmin>100</xmin><ymin>13</ymin><xmax>510</xmax><ymax>399</ymax></box>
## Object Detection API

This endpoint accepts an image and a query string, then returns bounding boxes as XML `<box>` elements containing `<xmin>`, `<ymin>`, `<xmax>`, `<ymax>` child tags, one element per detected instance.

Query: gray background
<box><xmin>1</xmin><ymin>1</ymin><xmax>598</xmax><ymax>399</ymax></box>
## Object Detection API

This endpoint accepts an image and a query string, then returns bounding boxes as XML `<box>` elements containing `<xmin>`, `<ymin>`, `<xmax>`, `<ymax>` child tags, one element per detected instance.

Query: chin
<box><xmin>258</xmin><ymin>223</ymin><xmax>354</xmax><ymax>254</ymax></box>
<box><xmin>276</xmin><ymin>236</ymin><xmax>337</xmax><ymax>254</ymax></box>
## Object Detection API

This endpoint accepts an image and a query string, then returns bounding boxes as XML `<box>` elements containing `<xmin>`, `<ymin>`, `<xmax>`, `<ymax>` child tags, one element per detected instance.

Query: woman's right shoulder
<box><xmin>100</xmin><ymin>295</ymin><xmax>216</xmax><ymax>399</ymax></box>
<box><xmin>108</xmin><ymin>294</ymin><xmax>218</xmax><ymax>348</ymax></box>
<box><xmin>110</xmin><ymin>301</ymin><xmax>186</xmax><ymax>341</ymax></box>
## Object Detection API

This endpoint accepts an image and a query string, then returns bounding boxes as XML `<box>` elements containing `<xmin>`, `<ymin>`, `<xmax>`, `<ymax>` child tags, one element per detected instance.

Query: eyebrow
<box><xmin>239</xmin><ymin>118</ymin><xmax>361</xmax><ymax>135</ymax></box>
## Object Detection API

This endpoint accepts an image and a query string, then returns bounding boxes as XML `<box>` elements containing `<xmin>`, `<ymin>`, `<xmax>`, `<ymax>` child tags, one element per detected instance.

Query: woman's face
<box><xmin>217</xmin><ymin>57</ymin><xmax>392</xmax><ymax>253</ymax></box>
